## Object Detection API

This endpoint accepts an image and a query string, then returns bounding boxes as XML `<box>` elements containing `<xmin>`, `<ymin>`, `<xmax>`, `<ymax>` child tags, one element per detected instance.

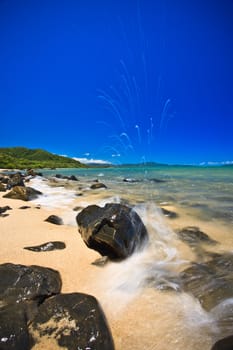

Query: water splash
<box><xmin>96</xmin><ymin>25</ymin><xmax>173</xmax><ymax>164</ymax></box>
<box><xmin>94</xmin><ymin>203</ymin><xmax>184</xmax><ymax>313</ymax></box>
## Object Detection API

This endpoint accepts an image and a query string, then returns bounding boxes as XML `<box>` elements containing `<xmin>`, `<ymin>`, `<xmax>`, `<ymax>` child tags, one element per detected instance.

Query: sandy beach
<box><xmin>1</xmin><ymin>170</ymin><xmax>233</xmax><ymax>349</ymax></box>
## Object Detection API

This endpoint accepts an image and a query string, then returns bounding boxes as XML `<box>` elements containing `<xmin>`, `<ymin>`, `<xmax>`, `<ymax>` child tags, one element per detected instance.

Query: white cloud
<box><xmin>72</xmin><ymin>157</ymin><xmax>112</xmax><ymax>165</ymax></box>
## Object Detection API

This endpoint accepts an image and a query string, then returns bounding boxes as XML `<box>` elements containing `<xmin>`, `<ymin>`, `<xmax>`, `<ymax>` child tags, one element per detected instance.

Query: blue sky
<box><xmin>1</xmin><ymin>0</ymin><xmax>233</xmax><ymax>164</ymax></box>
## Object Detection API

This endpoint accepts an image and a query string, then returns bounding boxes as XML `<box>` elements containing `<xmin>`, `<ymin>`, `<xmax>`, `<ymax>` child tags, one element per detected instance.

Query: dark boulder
<box><xmin>0</xmin><ymin>304</ymin><xmax>30</xmax><ymax>350</ymax></box>
<box><xmin>24</xmin><ymin>241</ymin><xmax>66</xmax><ymax>252</ymax></box>
<box><xmin>211</xmin><ymin>335</ymin><xmax>233</xmax><ymax>350</ymax></box>
<box><xmin>177</xmin><ymin>226</ymin><xmax>217</xmax><ymax>246</ymax></box>
<box><xmin>29</xmin><ymin>293</ymin><xmax>114</xmax><ymax>350</ymax></box>
<box><xmin>68</xmin><ymin>175</ymin><xmax>79</xmax><ymax>181</ymax></box>
<box><xmin>3</xmin><ymin>186</ymin><xmax>42</xmax><ymax>201</ymax></box>
<box><xmin>0</xmin><ymin>263</ymin><xmax>62</xmax><ymax>350</ymax></box>
<box><xmin>45</xmin><ymin>215</ymin><xmax>63</xmax><ymax>225</ymax></box>
<box><xmin>7</xmin><ymin>172</ymin><xmax>25</xmax><ymax>188</ymax></box>
<box><xmin>181</xmin><ymin>253</ymin><xmax>233</xmax><ymax>311</ymax></box>
<box><xmin>19</xmin><ymin>205</ymin><xmax>31</xmax><ymax>209</ymax></box>
<box><xmin>76</xmin><ymin>203</ymin><xmax>148</xmax><ymax>260</ymax></box>
<box><xmin>90</xmin><ymin>183</ymin><xmax>107</xmax><ymax>189</ymax></box>
<box><xmin>0</xmin><ymin>263</ymin><xmax>62</xmax><ymax>306</ymax></box>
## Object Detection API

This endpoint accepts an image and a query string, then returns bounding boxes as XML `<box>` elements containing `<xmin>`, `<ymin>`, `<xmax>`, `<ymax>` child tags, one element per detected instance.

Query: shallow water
<box><xmin>30</xmin><ymin>166</ymin><xmax>233</xmax><ymax>349</ymax></box>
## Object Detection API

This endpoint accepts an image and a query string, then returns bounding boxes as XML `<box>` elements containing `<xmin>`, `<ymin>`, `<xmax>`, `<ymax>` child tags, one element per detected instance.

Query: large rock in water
<box><xmin>29</xmin><ymin>293</ymin><xmax>115</xmax><ymax>350</ymax></box>
<box><xmin>3</xmin><ymin>186</ymin><xmax>42</xmax><ymax>201</ymax></box>
<box><xmin>76</xmin><ymin>203</ymin><xmax>148</xmax><ymax>260</ymax></box>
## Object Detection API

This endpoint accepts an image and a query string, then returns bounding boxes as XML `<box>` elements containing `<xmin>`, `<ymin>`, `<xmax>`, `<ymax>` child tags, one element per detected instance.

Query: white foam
<box><xmin>94</xmin><ymin>203</ymin><xmax>186</xmax><ymax>313</ymax></box>
<box><xmin>29</xmin><ymin>177</ymin><xmax>77</xmax><ymax>209</ymax></box>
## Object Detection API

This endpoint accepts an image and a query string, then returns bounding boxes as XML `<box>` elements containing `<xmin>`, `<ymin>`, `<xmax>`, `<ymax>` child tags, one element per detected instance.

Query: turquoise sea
<box><xmin>42</xmin><ymin>165</ymin><xmax>233</xmax><ymax>226</ymax></box>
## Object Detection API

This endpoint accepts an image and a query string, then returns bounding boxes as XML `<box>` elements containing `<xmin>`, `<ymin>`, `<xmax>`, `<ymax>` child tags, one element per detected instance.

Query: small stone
<box><xmin>44</xmin><ymin>215</ymin><xmax>63</xmax><ymax>225</ymax></box>
<box><xmin>90</xmin><ymin>183</ymin><xmax>107</xmax><ymax>189</ymax></box>
<box><xmin>24</xmin><ymin>241</ymin><xmax>66</xmax><ymax>252</ymax></box>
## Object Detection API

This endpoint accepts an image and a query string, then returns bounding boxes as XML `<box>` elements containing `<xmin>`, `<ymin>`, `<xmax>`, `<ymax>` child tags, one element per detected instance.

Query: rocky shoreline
<box><xmin>1</xmin><ymin>170</ymin><xmax>233</xmax><ymax>349</ymax></box>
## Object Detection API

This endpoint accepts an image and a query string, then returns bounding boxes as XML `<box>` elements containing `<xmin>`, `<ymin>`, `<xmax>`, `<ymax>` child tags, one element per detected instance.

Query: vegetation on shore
<box><xmin>0</xmin><ymin>147</ymin><xmax>87</xmax><ymax>169</ymax></box>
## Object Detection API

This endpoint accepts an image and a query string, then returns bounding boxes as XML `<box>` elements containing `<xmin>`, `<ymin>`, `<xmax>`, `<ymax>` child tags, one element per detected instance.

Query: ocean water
<box><xmin>30</xmin><ymin>165</ymin><xmax>233</xmax><ymax>349</ymax></box>
<box><xmin>39</xmin><ymin>165</ymin><xmax>233</xmax><ymax>225</ymax></box>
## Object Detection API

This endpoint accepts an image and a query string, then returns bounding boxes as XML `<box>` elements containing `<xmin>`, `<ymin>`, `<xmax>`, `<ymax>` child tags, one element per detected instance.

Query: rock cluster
<box><xmin>0</xmin><ymin>263</ymin><xmax>114</xmax><ymax>350</ymax></box>
<box><xmin>0</xmin><ymin>171</ymin><xmax>42</xmax><ymax>201</ymax></box>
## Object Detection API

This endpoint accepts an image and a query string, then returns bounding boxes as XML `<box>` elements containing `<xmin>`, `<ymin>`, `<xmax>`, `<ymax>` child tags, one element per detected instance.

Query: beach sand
<box><xmin>1</xmin><ymin>188</ymin><xmax>224</xmax><ymax>350</ymax></box>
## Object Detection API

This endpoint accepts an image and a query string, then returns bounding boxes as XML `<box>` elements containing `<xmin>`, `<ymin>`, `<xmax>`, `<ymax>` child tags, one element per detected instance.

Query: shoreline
<box><xmin>1</xmin><ymin>172</ymin><xmax>233</xmax><ymax>349</ymax></box>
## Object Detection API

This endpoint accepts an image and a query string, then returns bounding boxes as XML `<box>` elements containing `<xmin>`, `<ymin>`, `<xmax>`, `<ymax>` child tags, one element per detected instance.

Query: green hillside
<box><xmin>0</xmin><ymin>147</ymin><xmax>87</xmax><ymax>169</ymax></box>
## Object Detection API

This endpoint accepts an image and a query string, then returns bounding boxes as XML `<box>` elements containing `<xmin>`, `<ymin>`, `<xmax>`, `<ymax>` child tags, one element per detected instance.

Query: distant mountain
<box><xmin>0</xmin><ymin>147</ymin><xmax>87</xmax><ymax>169</ymax></box>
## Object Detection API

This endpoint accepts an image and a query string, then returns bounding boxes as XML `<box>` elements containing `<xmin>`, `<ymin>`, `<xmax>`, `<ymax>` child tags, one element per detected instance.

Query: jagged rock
<box><xmin>0</xmin><ymin>263</ymin><xmax>62</xmax><ymax>306</ymax></box>
<box><xmin>24</xmin><ymin>241</ymin><xmax>66</xmax><ymax>252</ymax></box>
<box><xmin>44</xmin><ymin>215</ymin><xmax>63</xmax><ymax>225</ymax></box>
<box><xmin>76</xmin><ymin>203</ymin><xmax>148</xmax><ymax>260</ymax></box>
<box><xmin>29</xmin><ymin>293</ymin><xmax>114</xmax><ymax>350</ymax></box>
<box><xmin>90</xmin><ymin>183</ymin><xmax>107</xmax><ymax>189</ymax></box>
<box><xmin>177</xmin><ymin>226</ymin><xmax>217</xmax><ymax>246</ymax></box>
<box><xmin>211</xmin><ymin>335</ymin><xmax>233</xmax><ymax>349</ymax></box>
<box><xmin>161</xmin><ymin>207</ymin><xmax>178</xmax><ymax>219</ymax></box>
<box><xmin>181</xmin><ymin>253</ymin><xmax>233</xmax><ymax>311</ymax></box>
<box><xmin>3</xmin><ymin>186</ymin><xmax>42</xmax><ymax>201</ymax></box>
